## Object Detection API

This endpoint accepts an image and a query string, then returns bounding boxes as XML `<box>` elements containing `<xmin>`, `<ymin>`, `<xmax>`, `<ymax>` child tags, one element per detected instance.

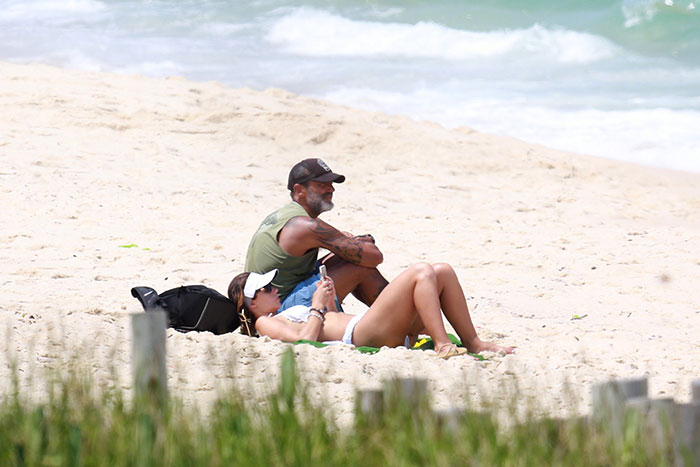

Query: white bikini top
<box><xmin>275</xmin><ymin>305</ymin><xmax>311</xmax><ymax>323</ymax></box>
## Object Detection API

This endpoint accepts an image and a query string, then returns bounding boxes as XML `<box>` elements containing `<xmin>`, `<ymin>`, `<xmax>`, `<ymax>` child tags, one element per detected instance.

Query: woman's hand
<box><xmin>311</xmin><ymin>276</ymin><xmax>335</xmax><ymax>310</ymax></box>
<box><xmin>323</xmin><ymin>276</ymin><xmax>337</xmax><ymax>310</ymax></box>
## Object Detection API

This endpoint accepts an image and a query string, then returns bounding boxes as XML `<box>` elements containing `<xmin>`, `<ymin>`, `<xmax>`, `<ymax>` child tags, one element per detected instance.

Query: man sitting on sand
<box><xmin>245</xmin><ymin>158</ymin><xmax>388</xmax><ymax>312</ymax></box>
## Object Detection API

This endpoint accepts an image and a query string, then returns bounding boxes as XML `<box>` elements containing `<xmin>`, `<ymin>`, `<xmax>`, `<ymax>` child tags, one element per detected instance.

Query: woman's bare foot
<box><xmin>466</xmin><ymin>338</ymin><xmax>515</xmax><ymax>355</ymax></box>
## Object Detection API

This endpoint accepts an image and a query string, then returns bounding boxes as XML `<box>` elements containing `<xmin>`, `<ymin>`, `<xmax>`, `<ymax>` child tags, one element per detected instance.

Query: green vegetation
<box><xmin>0</xmin><ymin>349</ymin><xmax>691</xmax><ymax>466</ymax></box>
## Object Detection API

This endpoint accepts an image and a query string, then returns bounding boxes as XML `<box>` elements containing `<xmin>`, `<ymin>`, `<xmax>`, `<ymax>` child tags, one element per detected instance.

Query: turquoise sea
<box><xmin>1</xmin><ymin>0</ymin><xmax>698</xmax><ymax>173</ymax></box>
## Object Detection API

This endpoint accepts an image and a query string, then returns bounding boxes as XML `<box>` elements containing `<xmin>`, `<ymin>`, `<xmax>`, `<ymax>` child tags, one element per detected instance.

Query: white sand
<box><xmin>1</xmin><ymin>61</ymin><xmax>699</xmax><ymax>425</ymax></box>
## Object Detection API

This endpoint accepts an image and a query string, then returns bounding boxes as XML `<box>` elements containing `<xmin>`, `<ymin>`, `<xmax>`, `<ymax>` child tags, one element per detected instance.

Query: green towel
<box><xmin>294</xmin><ymin>334</ymin><xmax>486</xmax><ymax>360</ymax></box>
<box><xmin>293</xmin><ymin>340</ymin><xmax>380</xmax><ymax>354</ymax></box>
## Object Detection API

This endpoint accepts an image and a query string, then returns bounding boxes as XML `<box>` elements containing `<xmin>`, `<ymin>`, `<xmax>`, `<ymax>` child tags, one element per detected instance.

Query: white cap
<box><xmin>243</xmin><ymin>269</ymin><xmax>278</xmax><ymax>299</ymax></box>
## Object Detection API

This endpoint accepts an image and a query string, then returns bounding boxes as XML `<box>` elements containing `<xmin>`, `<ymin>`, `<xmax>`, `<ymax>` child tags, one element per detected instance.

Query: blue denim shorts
<box><xmin>277</xmin><ymin>263</ymin><xmax>342</xmax><ymax>313</ymax></box>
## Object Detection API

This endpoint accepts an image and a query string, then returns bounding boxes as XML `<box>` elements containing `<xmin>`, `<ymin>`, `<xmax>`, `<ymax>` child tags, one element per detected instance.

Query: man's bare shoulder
<box><xmin>278</xmin><ymin>216</ymin><xmax>339</xmax><ymax>255</ymax></box>
<box><xmin>285</xmin><ymin>215</ymin><xmax>337</xmax><ymax>238</ymax></box>
<box><xmin>283</xmin><ymin>215</ymin><xmax>313</xmax><ymax>238</ymax></box>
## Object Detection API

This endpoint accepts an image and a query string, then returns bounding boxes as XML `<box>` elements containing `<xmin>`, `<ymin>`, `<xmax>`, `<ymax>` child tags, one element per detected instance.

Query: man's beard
<box><xmin>307</xmin><ymin>191</ymin><xmax>333</xmax><ymax>216</ymax></box>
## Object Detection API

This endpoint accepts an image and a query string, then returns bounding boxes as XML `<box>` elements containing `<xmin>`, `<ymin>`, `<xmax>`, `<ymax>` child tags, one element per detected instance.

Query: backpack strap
<box><xmin>130</xmin><ymin>287</ymin><xmax>160</xmax><ymax>311</ymax></box>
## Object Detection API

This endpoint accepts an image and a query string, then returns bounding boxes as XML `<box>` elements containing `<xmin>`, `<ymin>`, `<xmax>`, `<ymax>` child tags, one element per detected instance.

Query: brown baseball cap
<box><xmin>287</xmin><ymin>158</ymin><xmax>346</xmax><ymax>190</ymax></box>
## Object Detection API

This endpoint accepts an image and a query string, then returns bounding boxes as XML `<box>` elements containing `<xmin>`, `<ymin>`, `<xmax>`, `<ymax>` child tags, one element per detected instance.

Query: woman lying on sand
<box><xmin>228</xmin><ymin>262</ymin><xmax>513</xmax><ymax>359</ymax></box>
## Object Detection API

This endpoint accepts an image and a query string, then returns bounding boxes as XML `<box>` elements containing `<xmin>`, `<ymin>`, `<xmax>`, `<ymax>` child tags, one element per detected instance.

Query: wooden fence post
<box><xmin>692</xmin><ymin>380</ymin><xmax>700</xmax><ymax>404</ymax></box>
<box><xmin>648</xmin><ymin>398</ymin><xmax>677</xmax><ymax>451</ymax></box>
<box><xmin>680</xmin><ymin>380</ymin><xmax>700</xmax><ymax>465</ymax></box>
<box><xmin>355</xmin><ymin>389</ymin><xmax>384</xmax><ymax>425</ymax></box>
<box><xmin>591</xmin><ymin>377</ymin><xmax>648</xmax><ymax>435</ymax></box>
<box><xmin>383</xmin><ymin>377</ymin><xmax>428</xmax><ymax>408</ymax></box>
<box><xmin>131</xmin><ymin>311</ymin><xmax>168</xmax><ymax>405</ymax></box>
<box><xmin>676</xmin><ymin>402</ymin><xmax>700</xmax><ymax>466</ymax></box>
<box><xmin>434</xmin><ymin>408</ymin><xmax>465</xmax><ymax>433</ymax></box>
<box><xmin>623</xmin><ymin>383</ymin><xmax>700</xmax><ymax>464</ymax></box>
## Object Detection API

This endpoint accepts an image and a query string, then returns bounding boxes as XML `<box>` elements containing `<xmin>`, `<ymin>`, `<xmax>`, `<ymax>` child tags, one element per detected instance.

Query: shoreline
<box><xmin>1</xmin><ymin>61</ymin><xmax>699</xmax><ymax>425</ymax></box>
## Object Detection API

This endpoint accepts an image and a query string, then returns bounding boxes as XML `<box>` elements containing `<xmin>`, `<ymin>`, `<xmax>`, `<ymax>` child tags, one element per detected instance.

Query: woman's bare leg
<box><xmin>351</xmin><ymin>263</ymin><xmax>452</xmax><ymax>350</ymax></box>
<box><xmin>433</xmin><ymin>263</ymin><xmax>514</xmax><ymax>354</ymax></box>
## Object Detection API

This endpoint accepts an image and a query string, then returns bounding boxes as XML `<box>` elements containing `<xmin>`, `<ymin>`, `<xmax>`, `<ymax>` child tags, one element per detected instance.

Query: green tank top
<box><xmin>244</xmin><ymin>202</ymin><xmax>318</xmax><ymax>300</ymax></box>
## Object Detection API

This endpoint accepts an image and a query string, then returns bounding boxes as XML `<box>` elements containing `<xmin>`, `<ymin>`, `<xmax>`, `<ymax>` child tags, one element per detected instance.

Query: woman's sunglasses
<box><xmin>254</xmin><ymin>283</ymin><xmax>273</xmax><ymax>298</ymax></box>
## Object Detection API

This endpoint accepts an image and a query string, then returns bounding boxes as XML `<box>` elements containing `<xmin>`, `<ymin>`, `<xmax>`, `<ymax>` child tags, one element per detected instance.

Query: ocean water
<box><xmin>1</xmin><ymin>0</ymin><xmax>698</xmax><ymax>173</ymax></box>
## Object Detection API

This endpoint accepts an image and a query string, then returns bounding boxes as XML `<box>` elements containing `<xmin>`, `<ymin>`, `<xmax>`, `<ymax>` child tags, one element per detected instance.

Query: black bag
<box><xmin>131</xmin><ymin>285</ymin><xmax>240</xmax><ymax>335</ymax></box>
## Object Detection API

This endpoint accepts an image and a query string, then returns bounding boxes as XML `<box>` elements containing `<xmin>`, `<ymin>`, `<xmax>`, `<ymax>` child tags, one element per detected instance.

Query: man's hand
<box><xmin>354</xmin><ymin>234</ymin><xmax>375</xmax><ymax>244</ymax></box>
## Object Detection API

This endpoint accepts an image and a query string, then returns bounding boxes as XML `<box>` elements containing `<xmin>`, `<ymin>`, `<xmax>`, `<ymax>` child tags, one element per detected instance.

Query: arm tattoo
<box><xmin>310</xmin><ymin>219</ymin><xmax>364</xmax><ymax>264</ymax></box>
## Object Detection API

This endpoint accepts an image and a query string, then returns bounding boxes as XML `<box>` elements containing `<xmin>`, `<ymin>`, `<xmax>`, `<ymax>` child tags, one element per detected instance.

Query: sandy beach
<box><xmin>1</xmin><ymin>61</ymin><xmax>698</xmax><ymax>425</ymax></box>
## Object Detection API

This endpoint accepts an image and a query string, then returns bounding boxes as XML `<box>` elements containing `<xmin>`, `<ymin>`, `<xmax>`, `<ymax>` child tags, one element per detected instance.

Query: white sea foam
<box><xmin>194</xmin><ymin>21</ymin><xmax>251</xmax><ymax>37</ymax></box>
<box><xmin>266</xmin><ymin>8</ymin><xmax>620</xmax><ymax>64</ymax></box>
<box><xmin>622</xmin><ymin>0</ymin><xmax>698</xmax><ymax>27</ymax></box>
<box><xmin>115</xmin><ymin>60</ymin><xmax>185</xmax><ymax>77</ymax></box>
<box><xmin>322</xmin><ymin>86</ymin><xmax>700</xmax><ymax>173</ymax></box>
<box><xmin>0</xmin><ymin>0</ymin><xmax>105</xmax><ymax>22</ymax></box>
<box><xmin>622</xmin><ymin>0</ymin><xmax>659</xmax><ymax>27</ymax></box>
<box><xmin>365</xmin><ymin>6</ymin><xmax>404</xmax><ymax>19</ymax></box>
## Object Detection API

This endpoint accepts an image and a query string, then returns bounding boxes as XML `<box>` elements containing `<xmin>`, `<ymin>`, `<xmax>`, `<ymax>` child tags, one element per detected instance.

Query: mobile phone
<box><xmin>319</xmin><ymin>264</ymin><xmax>327</xmax><ymax>279</ymax></box>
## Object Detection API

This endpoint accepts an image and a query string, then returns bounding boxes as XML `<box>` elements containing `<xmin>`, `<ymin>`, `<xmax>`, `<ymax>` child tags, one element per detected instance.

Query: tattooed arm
<box><xmin>278</xmin><ymin>216</ymin><xmax>383</xmax><ymax>267</ymax></box>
